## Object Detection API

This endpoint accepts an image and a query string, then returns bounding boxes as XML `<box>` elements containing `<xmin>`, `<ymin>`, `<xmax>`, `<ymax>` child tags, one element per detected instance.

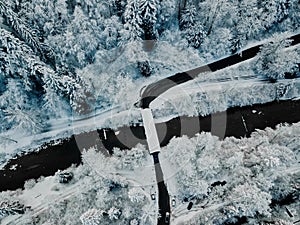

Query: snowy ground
<box><xmin>1</xmin><ymin>73</ymin><xmax>300</xmax><ymax>168</ymax></box>
<box><xmin>1</xmin><ymin>43</ymin><xmax>300</xmax><ymax>167</ymax></box>
<box><xmin>1</xmin><ymin>146</ymin><xmax>159</xmax><ymax>225</ymax></box>
<box><xmin>159</xmin><ymin>122</ymin><xmax>300</xmax><ymax>224</ymax></box>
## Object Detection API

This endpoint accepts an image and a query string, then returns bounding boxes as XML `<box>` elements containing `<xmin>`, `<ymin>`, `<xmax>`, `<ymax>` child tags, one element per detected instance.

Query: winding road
<box><xmin>0</xmin><ymin>33</ymin><xmax>300</xmax><ymax>225</ymax></box>
<box><xmin>140</xmin><ymin>33</ymin><xmax>300</xmax><ymax>108</ymax></box>
<box><xmin>138</xmin><ymin>32</ymin><xmax>300</xmax><ymax>224</ymax></box>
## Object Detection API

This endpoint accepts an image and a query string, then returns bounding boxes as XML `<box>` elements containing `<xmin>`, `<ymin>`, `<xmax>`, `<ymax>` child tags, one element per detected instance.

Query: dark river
<box><xmin>1</xmin><ymin>99</ymin><xmax>300</xmax><ymax>191</ymax></box>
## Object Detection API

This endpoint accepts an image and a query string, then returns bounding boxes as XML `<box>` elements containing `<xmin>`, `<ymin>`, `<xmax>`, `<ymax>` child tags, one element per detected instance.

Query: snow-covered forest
<box><xmin>0</xmin><ymin>145</ymin><xmax>156</xmax><ymax>225</ymax></box>
<box><xmin>0</xmin><ymin>122</ymin><xmax>299</xmax><ymax>224</ymax></box>
<box><xmin>1</xmin><ymin>0</ymin><xmax>300</xmax><ymax>224</ymax></box>
<box><xmin>0</xmin><ymin>0</ymin><xmax>300</xmax><ymax>136</ymax></box>
<box><xmin>160</xmin><ymin>123</ymin><xmax>300</xmax><ymax>224</ymax></box>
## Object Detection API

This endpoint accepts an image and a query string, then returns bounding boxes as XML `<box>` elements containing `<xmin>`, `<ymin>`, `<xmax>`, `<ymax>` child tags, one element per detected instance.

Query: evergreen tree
<box><xmin>123</xmin><ymin>0</ymin><xmax>144</xmax><ymax>41</ymax></box>
<box><xmin>123</xmin><ymin>0</ymin><xmax>159</xmax><ymax>41</ymax></box>
<box><xmin>254</xmin><ymin>33</ymin><xmax>300</xmax><ymax>81</ymax></box>
<box><xmin>157</xmin><ymin>0</ymin><xmax>177</xmax><ymax>34</ymax></box>
<box><xmin>236</xmin><ymin>0</ymin><xmax>263</xmax><ymax>41</ymax></box>
<box><xmin>180</xmin><ymin>5</ymin><xmax>206</xmax><ymax>48</ymax></box>
<box><xmin>0</xmin><ymin>27</ymin><xmax>89</xmax><ymax>117</ymax></box>
<box><xmin>80</xmin><ymin>209</ymin><xmax>103</xmax><ymax>225</ymax></box>
<box><xmin>288</xmin><ymin>0</ymin><xmax>300</xmax><ymax>29</ymax></box>
<box><xmin>101</xmin><ymin>16</ymin><xmax>123</xmax><ymax>50</ymax></box>
<box><xmin>0</xmin><ymin>201</ymin><xmax>28</xmax><ymax>219</ymax></box>
<box><xmin>259</xmin><ymin>0</ymin><xmax>289</xmax><ymax>29</ymax></box>
<box><xmin>0</xmin><ymin>79</ymin><xmax>41</xmax><ymax>133</ymax></box>
<box><xmin>139</xmin><ymin>0</ymin><xmax>159</xmax><ymax>40</ymax></box>
<box><xmin>0</xmin><ymin>1</ymin><xmax>50</xmax><ymax>61</ymax></box>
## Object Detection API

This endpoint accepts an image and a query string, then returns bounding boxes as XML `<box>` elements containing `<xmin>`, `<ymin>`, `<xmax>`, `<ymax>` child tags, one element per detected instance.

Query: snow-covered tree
<box><xmin>0</xmin><ymin>201</ymin><xmax>28</xmax><ymax>219</ymax></box>
<box><xmin>288</xmin><ymin>0</ymin><xmax>300</xmax><ymax>29</ymax></box>
<box><xmin>0</xmin><ymin>1</ymin><xmax>46</xmax><ymax>58</ymax></box>
<box><xmin>179</xmin><ymin>4</ymin><xmax>198</xmax><ymax>30</ymax></box>
<box><xmin>137</xmin><ymin>60</ymin><xmax>153</xmax><ymax>77</ymax></box>
<box><xmin>254</xmin><ymin>33</ymin><xmax>300</xmax><ymax>81</ymax></box>
<box><xmin>0</xmin><ymin>25</ymin><xmax>90</xmax><ymax>116</ymax></box>
<box><xmin>80</xmin><ymin>209</ymin><xmax>103</xmax><ymax>225</ymax></box>
<box><xmin>0</xmin><ymin>78</ymin><xmax>43</xmax><ymax>133</ymax></box>
<box><xmin>156</xmin><ymin>0</ymin><xmax>177</xmax><ymax>34</ymax></box>
<box><xmin>114</xmin><ymin>144</ymin><xmax>148</xmax><ymax>170</ymax></box>
<box><xmin>107</xmin><ymin>207</ymin><xmax>121</xmax><ymax>220</ymax></box>
<box><xmin>236</xmin><ymin>0</ymin><xmax>263</xmax><ymax>41</ymax></box>
<box><xmin>123</xmin><ymin>0</ymin><xmax>159</xmax><ymax>41</ymax></box>
<box><xmin>139</xmin><ymin>0</ymin><xmax>159</xmax><ymax>40</ymax></box>
<box><xmin>227</xmin><ymin>183</ymin><xmax>272</xmax><ymax>218</ymax></box>
<box><xmin>180</xmin><ymin>4</ymin><xmax>206</xmax><ymax>48</ymax></box>
<box><xmin>48</xmin><ymin>6</ymin><xmax>101</xmax><ymax>69</ymax></box>
<box><xmin>18</xmin><ymin>0</ymin><xmax>70</xmax><ymax>37</ymax></box>
<box><xmin>259</xmin><ymin>0</ymin><xmax>289</xmax><ymax>28</ymax></box>
<box><xmin>128</xmin><ymin>188</ymin><xmax>146</xmax><ymax>204</ymax></box>
<box><xmin>101</xmin><ymin>16</ymin><xmax>122</xmax><ymax>50</ymax></box>
<box><xmin>201</xmin><ymin>28</ymin><xmax>233</xmax><ymax>60</ymax></box>
<box><xmin>113</xmin><ymin>0</ymin><xmax>127</xmax><ymax>17</ymax></box>
<box><xmin>123</xmin><ymin>0</ymin><xmax>144</xmax><ymax>41</ymax></box>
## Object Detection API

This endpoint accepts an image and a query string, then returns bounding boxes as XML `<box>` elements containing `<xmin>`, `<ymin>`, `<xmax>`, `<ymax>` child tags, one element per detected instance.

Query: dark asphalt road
<box><xmin>0</xmin><ymin>33</ymin><xmax>299</xmax><ymax>225</ymax></box>
<box><xmin>152</xmin><ymin>153</ymin><xmax>171</xmax><ymax>225</ymax></box>
<box><xmin>140</xmin><ymin>33</ymin><xmax>300</xmax><ymax>108</ymax></box>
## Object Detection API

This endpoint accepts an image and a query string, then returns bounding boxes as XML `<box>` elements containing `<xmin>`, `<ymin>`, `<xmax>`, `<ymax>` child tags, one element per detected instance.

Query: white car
<box><xmin>171</xmin><ymin>198</ymin><xmax>176</xmax><ymax>207</ymax></box>
<box><xmin>165</xmin><ymin>212</ymin><xmax>170</xmax><ymax>223</ymax></box>
<box><xmin>151</xmin><ymin>193</ymin><xmax>156</xmax><ymax>200</ymax></box>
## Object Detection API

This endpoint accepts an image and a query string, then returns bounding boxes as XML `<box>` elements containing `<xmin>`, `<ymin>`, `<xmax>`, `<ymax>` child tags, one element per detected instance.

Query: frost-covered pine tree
<box><xmin>18</xmin><ymin>0</ymin><xmax>70</xmax><ymax>38</ymax></box>
<box><xmin>114</xmin><ymin>0</ymin><xmax>127</xmax><ymax>16</ymax></box>
<box><xmin>53</xmin><ymin>6</ymin><xmax>101</xmax><ymax>68</ymax></box>
<box><xmin>107</xmin><ymin>207</ymin><xmax>121</xmax><ymax>220</ymax></box>
<box><xmin>130</xmin><ymin>218</ymin><xmax>140</xmax><ymax>225</ymax></box>
<box><xmin>236</xmin><ymin>0</ymin><xmax>263</xmax><ymax>41</ymax></box>
<box><xmin>180</xmin><ymin>4</ymin><xmax>206</xmax><ymax>48</ymax></box>
<box><xmin>155</xmin><ymin>0</ymin><xmax>176</xmax><ymax>34</ymax></box>
<box><xmin>123</xmin><ymin>0</ymin><xmax>158</xmax><ymax>41</ymax></box>
<box><xmin>288</xmin><ymin>0</ymin><xmax>300</xmax><ymax>29</ymax></box>
<box><xmin>80</xmin><ymin>209</ymin><xmax>103</xmax><ymax>225</ymax></box>
<box><xmin>254</xmin><ymin>33</ymin><xmax>300</xmax><ymax>81</ymax></box>
<box><xmin>0</xmin><ymin>1</ymin><xmax>50</xmax><ymax>61</ymax></box>
<box><xmin>101</xmin><ymin>16</ymin><xmax>122</xmax><ymax>50</ymax></box>
<box><xmin>0</xmin><ymin>201</ymin><xmax>27</xmax><ymax>219</ymax></box>
<box><xmin>139</xmin><ymin>0</ymin><xmax>159</xmax><ymax>40</ymax></box>
<box><xmin>123</xmin><ymin>0</ymin><xmax>144</xmax><ymax>41</ymax></box>
<box><xmin>259</xmin><ymin>0</ymin><xmax>289</xmax><ymax>28</ymax></box>
<box><xmin>128</xmin><ymin>188</ymin><xmax>145</xmax><ymax>204</ymax></box>
<box><xmin>0</xmin><ymin>26</ymin><xmax>89</xmax><ymax>117</ymax></box>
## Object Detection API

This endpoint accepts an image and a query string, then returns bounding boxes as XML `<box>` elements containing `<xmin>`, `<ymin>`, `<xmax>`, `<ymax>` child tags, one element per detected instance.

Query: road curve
<box><xmin>140</xmin><ymin>33</ymin><xmax>300</xmax><ymax>108</ymax></box>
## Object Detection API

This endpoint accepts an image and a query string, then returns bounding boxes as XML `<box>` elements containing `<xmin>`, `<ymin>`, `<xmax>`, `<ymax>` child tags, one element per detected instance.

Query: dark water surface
<box><xmin>1</xmin><ymin>99</ymin><xmax>300</xmax><ymax>191</ymax></box>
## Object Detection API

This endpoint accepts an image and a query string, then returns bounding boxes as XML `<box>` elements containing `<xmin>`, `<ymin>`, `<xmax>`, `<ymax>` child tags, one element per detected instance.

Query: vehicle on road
<box><xmin>152</xmin><ymin>152</ymin><xmax>159</xmax><ymax>164</ymax></box>
<box><xmin>151</xmin><ymin>193</ymin><xmax>156</xmax><ymax>200</ymax></box>
<box><xmin>171</xmin><ymin>198</ymin><xmax>176</xmax><ymax>207</ymax></box>
<box><xmin>187</xmin><ymin>202</ymin><xmax>193</xmax><ymax>210</ymax></box>
<box><xmin>165</xmin><ymin>212</ymin><xmax>170</xmax><ymax>223</ymax></box>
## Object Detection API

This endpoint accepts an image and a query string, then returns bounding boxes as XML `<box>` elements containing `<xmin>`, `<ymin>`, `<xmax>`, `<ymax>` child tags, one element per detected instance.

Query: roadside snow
<box><xmin>151</xmin><ymin>74</ymin><xmax>300</xmax><ymax>119</ymax></box>
<box><xmin>1</xmin><ymin>52</ymin><xmax>300</xmax><ymax>167</ymax></box>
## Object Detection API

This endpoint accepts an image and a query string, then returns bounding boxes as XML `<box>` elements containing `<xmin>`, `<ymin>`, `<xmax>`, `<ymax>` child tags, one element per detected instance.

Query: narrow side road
<box><xmin>141</xmin><ymin>108</ymin><xmax>171</xmax><ymax>224</ymax></box>
<box><xmin>152</xmin><ymin>153</ymin><xmax>171</xmax><ymax>225</ymax></box>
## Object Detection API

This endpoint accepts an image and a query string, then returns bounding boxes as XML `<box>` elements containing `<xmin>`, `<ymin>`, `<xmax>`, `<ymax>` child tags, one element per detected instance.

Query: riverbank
<box><xmin>0</xmin><ymin>98</ymin><xmax>300</xmax><ymax>191</ymax></box>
